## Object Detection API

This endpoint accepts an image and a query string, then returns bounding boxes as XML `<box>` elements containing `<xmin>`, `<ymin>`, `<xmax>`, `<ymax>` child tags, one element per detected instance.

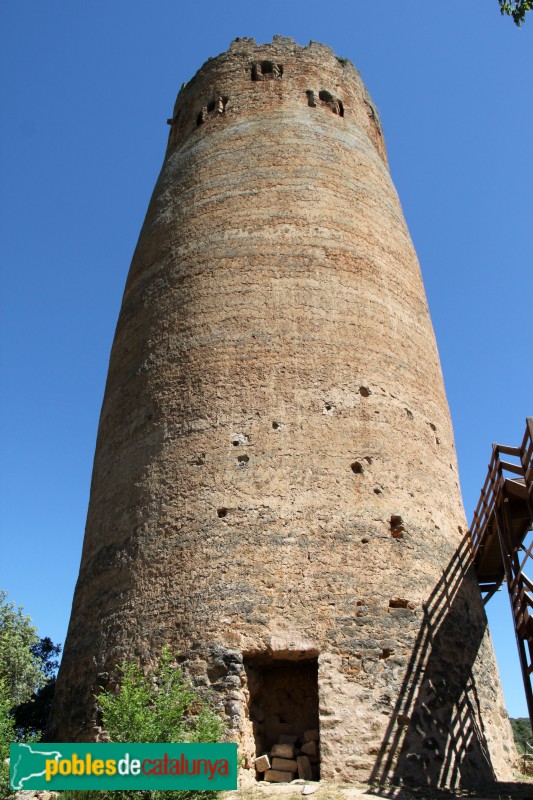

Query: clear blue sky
<box><xmin>1</xmin><ymin>2</ymin><xmax>531</xmax><ymax>717</ymax></box>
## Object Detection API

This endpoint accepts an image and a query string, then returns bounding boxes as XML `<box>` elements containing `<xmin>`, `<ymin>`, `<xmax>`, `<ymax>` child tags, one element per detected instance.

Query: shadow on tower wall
<box><xmin>369</xmin><ymin>533</ymin><xmax>501</xmax><ymax>790</ymax></box>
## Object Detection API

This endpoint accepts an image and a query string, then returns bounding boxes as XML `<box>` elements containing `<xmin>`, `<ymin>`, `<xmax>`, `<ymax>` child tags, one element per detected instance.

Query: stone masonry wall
<box><xmin>49</xmin><ymin>37</ymin><xmax>515</xmax><ymax>789</ymax></box>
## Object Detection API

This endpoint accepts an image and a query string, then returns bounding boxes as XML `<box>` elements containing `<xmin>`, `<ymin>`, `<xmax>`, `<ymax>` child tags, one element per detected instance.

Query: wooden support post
<box><xmin>496</xmin><ymin>498</ymin><xmax>533</xmax><ymax>729</ymax></box>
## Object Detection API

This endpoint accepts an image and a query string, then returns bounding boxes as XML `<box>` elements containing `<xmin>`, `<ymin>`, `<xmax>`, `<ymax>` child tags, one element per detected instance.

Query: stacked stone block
<box><xmin>255</xmin><ymin>731</ymin><xmax>320</xmax><ymax>783</ymax></box>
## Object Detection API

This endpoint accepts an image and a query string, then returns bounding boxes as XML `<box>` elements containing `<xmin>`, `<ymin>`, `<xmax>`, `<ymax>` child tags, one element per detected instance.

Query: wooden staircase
<box><xmin>469</xmin><ymin>418</ymin><xmax>533</xmax><ymax>725</ymax></box>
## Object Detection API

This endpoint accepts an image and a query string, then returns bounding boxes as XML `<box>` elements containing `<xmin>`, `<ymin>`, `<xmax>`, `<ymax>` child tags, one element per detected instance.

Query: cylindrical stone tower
<box><xmin>50</xmin><ymin>37</ymin><xmax>515</xmax><ymax>789</ymax></box>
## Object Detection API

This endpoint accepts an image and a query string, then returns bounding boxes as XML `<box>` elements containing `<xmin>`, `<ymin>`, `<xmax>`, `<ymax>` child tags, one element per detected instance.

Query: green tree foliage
<box><xmin>0</xmin><ymin>678</ymin><xmax>17</xmax><ymax>797</ymax></box>
<box><xmin>0</xmin><ymin>590</ymin><xmax>61</xmax><ymax>738</ymax></box>
<box><xmin>510</xmin><ymin>717</ymin><xmax>533</xmax><ymax>754</ymax></box>
<box><xmin>31</xmin><ymin>636</ymin><xmax>62</xmax><ymax>679</ymax></box>
<box><xmin>0</xmin><ymin>589</ymin><xmax>45</xmax><ymax>706</ymax></box>
<box><xmin>0</xmin><ymin>592</ymin><xmax>62</xmax><ymax>796</ymax></box>
<box><xmin>12</xmin><ymin>637</ymin><xmax>62</xmax><ymax>737</ymax></box>
<box><xmin>499</xmin><ymin>0</ymin><xmax>532</xmax><ymax>25</ymax></box>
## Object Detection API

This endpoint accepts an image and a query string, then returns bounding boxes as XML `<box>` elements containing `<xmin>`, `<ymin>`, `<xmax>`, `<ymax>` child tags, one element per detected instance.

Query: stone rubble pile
<box><xmin>254</xmin><ymin>729</ymin><xmax>320</xmax><ymax>782</ymax></box>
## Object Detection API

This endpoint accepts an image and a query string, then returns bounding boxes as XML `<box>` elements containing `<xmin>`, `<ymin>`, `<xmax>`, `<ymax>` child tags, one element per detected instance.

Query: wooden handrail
<box><xmin>468</xmin><ymin>418</ymin><xmax>533</xmax><ymax>730</ymax></box>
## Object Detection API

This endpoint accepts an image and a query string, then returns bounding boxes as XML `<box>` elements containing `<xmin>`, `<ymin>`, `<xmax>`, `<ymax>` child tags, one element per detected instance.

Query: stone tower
<box><xmin>50</xmin><ymin>37</ymin><xmax>515</xmax><ymax>788</ymax></box>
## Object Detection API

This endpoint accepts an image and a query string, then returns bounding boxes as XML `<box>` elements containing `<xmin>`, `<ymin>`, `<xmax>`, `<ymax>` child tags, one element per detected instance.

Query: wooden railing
<box><xmin>469</xmin><ymin>418</ymin><xmax>532</xmax><ymax>560</ymax></box>
<box><xmin>468</xmin><ymin>418</ymin><xmax>533</xmax><ymax>727</ymax></box>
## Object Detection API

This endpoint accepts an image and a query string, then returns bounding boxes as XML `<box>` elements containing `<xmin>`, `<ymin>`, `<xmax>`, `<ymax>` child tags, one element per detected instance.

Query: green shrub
<box><xmin>61</xmin><ymin>646</ymin><xmax>225</xmax><ymax>800</ymax></box>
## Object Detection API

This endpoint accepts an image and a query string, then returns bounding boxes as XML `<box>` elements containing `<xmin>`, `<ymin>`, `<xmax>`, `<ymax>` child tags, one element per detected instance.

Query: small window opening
<box><xmin>319</xmin><ymin>90</ymin><xmax>343</xmax><ymax>116</ymax></box>
<box><xmin>306</xmin><ymin>90</ymin><xmax>316</xmax><ymax>107</ymax></box>
<box><xmin>237</xmin><ymin>454</ymin><xmax>249</xmax><ymax>467</ymax></box>
<box><xmin>245</xmin><ymin>655</ymin><xmax>320</xmax><ymax>782</ymax></box>
<box><xmin>252</xmin><ymin>62</ymin><xmax>283</xmax><ymax>80</ymax></box>
<box><xmin>208</xmin><ymin>96</ymin><xmax>228</xmax><ymax>114</ymax></box>
<box><xmin>261</xmin><ymin>61</ymin><xmax>282</xmax><ymax>77</ymax></box>
<box><xmin>197</xmin><ymin>97</ymin><xmax>227</xmax><ymax>126</ymax></box>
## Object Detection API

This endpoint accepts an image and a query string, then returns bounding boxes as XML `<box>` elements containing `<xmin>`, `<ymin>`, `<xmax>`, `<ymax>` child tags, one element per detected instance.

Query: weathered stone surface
<box><xmin>279</xmin><ymin>734</ymin><xmax>298</xmax><ymax>745</ymax></box>
<box><xmin>254</xmin><ymin>754</ymin><xmax>270</xmax><ymax>773</ymax></box>
<box><xmin>49</xmin><ymin>35</ymin><xmax>516</xmax><ymax>791</ymax></box>
<box><xmin>297</xmin><ymin>755</ymin><xmax>313</xmax><ymax>780</ymax></box>
<box><xmin>271</xmin><ymin>757</ymin><xmax>298</xmax><ymax>772</ymax></box>
<box><xmin>271</xmin><ymin>743</ymin><xmax>295</xmax><ymax>760</ymax></box>
<box><xmin>264</xmin><ymin>769</ymin><xmax>295</xmax><ymax>783</ymax></box>
<box><xmin>301</xmin><ymin>741</ymin><xmax>318</xmax><ymax>757</ymax></box>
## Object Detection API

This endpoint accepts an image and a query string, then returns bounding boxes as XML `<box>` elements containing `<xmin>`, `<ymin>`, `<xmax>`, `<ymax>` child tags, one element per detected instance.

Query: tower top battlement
<box><xmin>166</xmin><ymin>36</ymin><xmax>385</xmax><ymax>162</ymax></box>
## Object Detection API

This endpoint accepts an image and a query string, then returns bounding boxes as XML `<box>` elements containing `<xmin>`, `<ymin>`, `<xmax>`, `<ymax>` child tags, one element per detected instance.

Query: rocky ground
<box><xmin>10</xmin><ymin>775</ymin><xmax>533</xmax><ymax>800</ymax></box>
<box><xmin>225</xmin><ymin>775</ymin><xmax>533</xmax><ymax>800</ymax></box>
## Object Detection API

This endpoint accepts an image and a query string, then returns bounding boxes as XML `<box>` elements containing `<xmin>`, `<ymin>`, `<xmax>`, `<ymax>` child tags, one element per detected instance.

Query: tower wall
<box><xmin>50</xmin><ymin>37</ymin><xmax>515</xmax><ymax>788</ymax></box>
